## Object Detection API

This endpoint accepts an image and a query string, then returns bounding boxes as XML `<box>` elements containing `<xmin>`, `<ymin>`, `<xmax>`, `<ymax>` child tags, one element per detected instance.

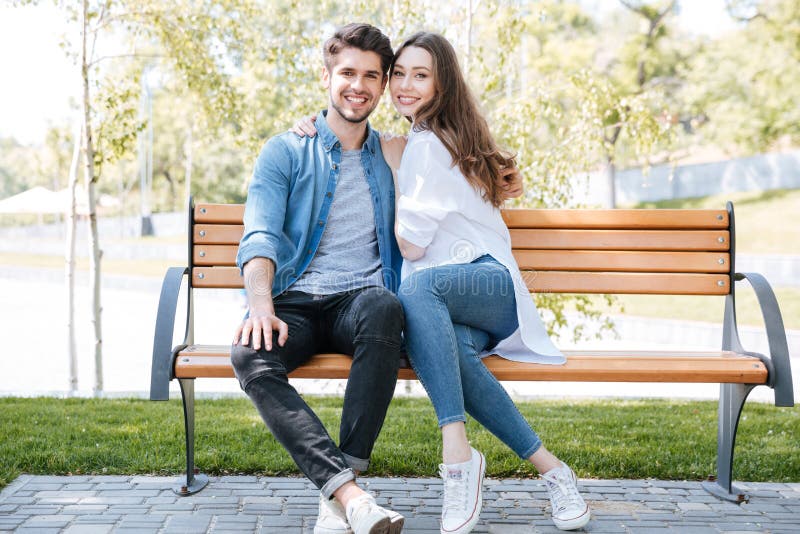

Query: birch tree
<box><xmin>12</xmin><ymin>0</ymin><xmax>257</xmax><ymax>393</ymax></box>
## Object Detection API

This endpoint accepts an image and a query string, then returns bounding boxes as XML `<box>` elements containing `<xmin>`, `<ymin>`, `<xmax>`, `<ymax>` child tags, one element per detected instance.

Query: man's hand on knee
<box><xmin>234</xmin><ymin>310</ymin><xmax>289</xmax><ymax>351</ymax></box>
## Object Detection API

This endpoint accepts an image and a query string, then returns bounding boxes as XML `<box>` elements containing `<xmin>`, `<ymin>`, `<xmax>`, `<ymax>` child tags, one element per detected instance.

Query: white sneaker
<box><xmin>314</xmin><ymin>493</ymin><xmax>353</xmax><ymax>534</ymax></box>
<box><xmin>439</xmin><ymin>447</ymin><xmax>485</xmax><ymax>534</ymax></box>
<box><xmin>386</xmin><ymin>508</ymin><xmax>405</xmax><ymax>534</ymax></box>
<box><xmin>345</xmin><ymin>493</ymin><xmax>392</xmax><ymax>534</ymax></box>
<box><xmin>542</xmin><ymin>462</ymin><xmax>590</xmax><ymax>530</ymax></box>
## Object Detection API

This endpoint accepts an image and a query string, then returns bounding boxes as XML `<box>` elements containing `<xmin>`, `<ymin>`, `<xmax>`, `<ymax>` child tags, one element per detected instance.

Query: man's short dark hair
<box><xmin>323</xmin><ymin>23</ymin><xmax>393</xmax><ymax>75</ymax></box>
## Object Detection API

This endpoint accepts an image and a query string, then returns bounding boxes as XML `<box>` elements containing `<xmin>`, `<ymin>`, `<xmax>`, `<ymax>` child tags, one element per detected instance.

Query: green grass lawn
<box><xmin>1</xmin><ymin>396</ymin><xmax>797</xmax><ymax>491</ymax></box>
<box><xmin>631</xmin><ymin>188</ymin><xmax>800</xmax><ymax>255</ymax></box>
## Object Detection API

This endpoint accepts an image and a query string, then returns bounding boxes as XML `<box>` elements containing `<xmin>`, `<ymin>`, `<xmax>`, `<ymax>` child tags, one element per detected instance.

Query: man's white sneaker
<box><xmin>345</xmin><ymin>493</ymin><xmax>392</xmax><ymax>534</ymax></box>
<box><xmin>386</xmin><ymin>508</ymin><xmax>405</xmax><ymax>534</ymax></box>
<box><xmin>314</xmin><ymin>493</ymin><xmax>353</xmax><ymax>534</ymax></box>
<box><xmin>542</xmin><ymin>462</ymin><xmax>590</xmax><ymax>531</ymax></box>
<box><xmin>439</xmin><ymin>447</ymin><xmax>485</xmax><ymax>534</ymax></box>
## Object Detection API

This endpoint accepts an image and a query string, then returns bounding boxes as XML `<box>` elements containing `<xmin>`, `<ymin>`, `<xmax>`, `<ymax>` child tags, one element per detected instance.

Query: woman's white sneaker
<box><xmin>542</xmin><ymin>462</ymin><xmax>590</xmax><ymax>531</ymax></box>
<box><xmin>439</xmin><ymin>447</ymin><xmax>486</xmax><ymax>534</ymax></box>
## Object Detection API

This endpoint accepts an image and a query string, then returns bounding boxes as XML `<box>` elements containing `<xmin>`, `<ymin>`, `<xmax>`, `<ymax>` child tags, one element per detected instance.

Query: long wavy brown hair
<box><xmin>391</xmin><ymin>32</ymin><xmax>515</xmax><ymax>207</ymax></box>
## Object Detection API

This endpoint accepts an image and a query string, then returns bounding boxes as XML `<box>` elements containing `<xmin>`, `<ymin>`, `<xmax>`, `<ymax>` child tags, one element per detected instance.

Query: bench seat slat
<box><xmin>195</xmin><ymin>246</ymin><xmax>730</xmax><ymax>273</ymax></box>
<box><xmin>193</xmin><ymin>204</ymin><xmax>730</xmax><ymax>230</ymax></box>
<box><xmin>174</xmin><ymin>346</ymin><xmax>767</xmax><ymax>384</ymax></box>
<box><xmin>192</xmin><ymin>266</ymin><xmax>729</xmax><ymax>295</ymax></box>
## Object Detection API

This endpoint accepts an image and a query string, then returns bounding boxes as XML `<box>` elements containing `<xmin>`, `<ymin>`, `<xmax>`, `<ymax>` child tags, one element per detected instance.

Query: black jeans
<box><xmin>230</xmin><ymin>285</ymin><xmax>404</xmax><ymax>498</ymax></box>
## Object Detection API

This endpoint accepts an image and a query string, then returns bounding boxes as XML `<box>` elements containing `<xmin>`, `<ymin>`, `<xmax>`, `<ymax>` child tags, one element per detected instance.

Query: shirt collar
<box><xmin>315</xmin><ymin>109</ymin><xmax>378</xmax><ymax>156</ymax></box>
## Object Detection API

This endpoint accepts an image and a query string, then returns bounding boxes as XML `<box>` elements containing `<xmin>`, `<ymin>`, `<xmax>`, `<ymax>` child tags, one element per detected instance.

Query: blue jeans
<box><xmin>398</xmin><ymin>255</ymin><xmax>542</xmax><ymax>459</ymax></box>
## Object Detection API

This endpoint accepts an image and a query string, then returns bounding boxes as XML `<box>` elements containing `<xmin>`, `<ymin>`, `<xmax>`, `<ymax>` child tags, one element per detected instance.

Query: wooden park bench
<box><xmin>150</xmin><ymin>199</ymin><xmax>793</xmax><ymax>503</ymax></box>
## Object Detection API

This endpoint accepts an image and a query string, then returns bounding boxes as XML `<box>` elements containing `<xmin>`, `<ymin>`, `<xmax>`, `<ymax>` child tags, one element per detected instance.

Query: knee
<box><xmin>398</xmin><ymin>270</ymin><xmax>437</xmax><ymax>307</ymax></box>
<box><xmin>353</xmin><ymin>288</ymin><xmax>404</xmax><ymax>342</ymax></box>
<box><xmin>230</xmin><ymin>342</ymin><xmax>255</xmax><ymax>375</ymax></box>
<box><xmin>230</xmin><ymin>343</ymin><xmax>287</xmax><ymax>391</ymax></box>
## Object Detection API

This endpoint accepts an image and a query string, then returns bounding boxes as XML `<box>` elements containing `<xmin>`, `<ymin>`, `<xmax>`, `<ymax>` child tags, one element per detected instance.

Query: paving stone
<box><xmin>15</xmin><ymin>506</ymin><xmax>62</xmax><ymax>515</ymax></box>
<box><xmin>71</xmin><ymin>515</ymin><xmax>121</xmax><ymax>524</ymax></box>
<box><xmin>59</xmin><ymin>505</ymin><xmax>109</xmax><ymax>514</ymax></box>
<box><xmin>581</xmin><ymin>520</ymin><xmax>627</xmax><ymax>532</ymax></box>
<box><xmin>78</xmin><ymin>497</ymin><xmax>144</xmax><ymax>505</ymax></box>
<box><xmin>258</xmin><ymin>516</ymin><xmax>303</xmax><ymax>527</ymax></box>
<box><xmin>677</xmin><ymin>502</ymin><xmax>712</xmax><ymax>511</ymax></box>
<box><xmin>486</xmin><ymin>524</ymin><xmax>535</xmax><ymax>533</ymax></box>
<box><xmin>62</xmin><ymin>526</ymin><xmax>114</xmax><ymax>534</ymax></box>
<box><xmin>264</xmin><ymin>481</ymin><xmax>307</xmax><ymax>490</ymax></box>
<box><xmin>86</xmin><ymin>476</ymin><xmax>131</xmax><ymax>483</ymax></box>
<box><xmin>21</xmin><ymin>515</ymin><xmax>76</xmax><ymax>528</ymax></box>
<box><xmin>740</xmin><ymin>502</ymin><xmax>789</xmax><ymax>512</ymax></box>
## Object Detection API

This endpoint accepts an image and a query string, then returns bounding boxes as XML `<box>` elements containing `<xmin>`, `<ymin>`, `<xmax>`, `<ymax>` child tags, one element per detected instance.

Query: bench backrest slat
<box><xmin>190</xmin><ymin>203</ymin><xmax>733</xmax><ymax>295</ymax></box>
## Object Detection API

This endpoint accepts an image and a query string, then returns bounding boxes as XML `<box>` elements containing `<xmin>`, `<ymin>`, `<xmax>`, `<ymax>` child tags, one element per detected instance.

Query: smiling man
<box><xmin>230</xmin><ymin>23</ymin><xmax>405</xmax><ymax>534</ymax></box>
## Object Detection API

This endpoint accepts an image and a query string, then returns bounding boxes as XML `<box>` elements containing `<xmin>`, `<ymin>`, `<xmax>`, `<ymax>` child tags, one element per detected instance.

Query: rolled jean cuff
<box><xmin>519</xmin><ymin>438</ymin><xmax>543</xmax><ymax>460</ymax></box>
<box><xmin>342</xmin><ymin>452</ymin><xmax>370</xmax><ymax>473</ymax></box>
<box><xmin>320</xmin><ymin>468</ymin><xmax>356</xmax><ymax>500</ymax></box>
<box><xmin>437</xmin><ymin>414</ymin><xmax>467</xmax><ymax>428</ymax></box>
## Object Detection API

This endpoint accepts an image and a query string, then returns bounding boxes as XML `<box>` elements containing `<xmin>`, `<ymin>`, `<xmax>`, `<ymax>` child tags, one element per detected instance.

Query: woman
<box><xmin>293</xmin><ymin>32</ymin><xmax>590</xmax><ymax>533</ymax></box>
<box><xmin>384</xmin><ymin>32</ymin><xmax>590</xmax><ymax>534</ymax></box>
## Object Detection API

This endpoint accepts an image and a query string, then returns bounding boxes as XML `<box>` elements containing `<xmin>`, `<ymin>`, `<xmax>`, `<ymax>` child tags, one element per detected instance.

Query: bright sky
<box><xmin>0</xmin><ymin>1</ymin><xmax>735</xmax><ymax>146</ymax></box>
<box><xmin>0</xmin><ymin>4</ymin><xmax>79</xmax><ymax>145</ymax></box>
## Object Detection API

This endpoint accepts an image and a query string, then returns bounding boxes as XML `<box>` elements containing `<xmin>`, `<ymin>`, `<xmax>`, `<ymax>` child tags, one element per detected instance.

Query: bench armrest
<box><xmin>150</xmin><ymin>267</ymin><xmax>189</xmax><ymax>401</ymax></box>
<box><xmin>731</xmin><ymin>272</ymin><xmax>794</xmax><ymax>407</ymax></box>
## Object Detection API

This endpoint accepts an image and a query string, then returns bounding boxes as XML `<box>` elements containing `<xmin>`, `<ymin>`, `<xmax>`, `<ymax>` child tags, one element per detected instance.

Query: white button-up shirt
<box><xmin>396</xmin><ymin>129</ymin><xmax>564</xmax><ymax>364</ymax></box>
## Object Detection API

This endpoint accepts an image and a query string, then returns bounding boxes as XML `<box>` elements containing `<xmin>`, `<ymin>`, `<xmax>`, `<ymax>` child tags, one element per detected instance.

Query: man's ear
<box><xmin>380</xmin><ymin>73</ymin><xmax>388</xmax><ymax>92</ymax></box>
<box><xmin>321</xmin><ymin>66</ymin><xmax>330</xmax><ymax>89</ymax></box>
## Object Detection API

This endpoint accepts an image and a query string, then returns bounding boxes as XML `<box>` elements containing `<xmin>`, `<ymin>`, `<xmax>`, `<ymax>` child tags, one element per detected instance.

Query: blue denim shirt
<box><xmin>237</xmin><ymin>110</ymin><xmax>402</xmax><ymax>297</ymax></box>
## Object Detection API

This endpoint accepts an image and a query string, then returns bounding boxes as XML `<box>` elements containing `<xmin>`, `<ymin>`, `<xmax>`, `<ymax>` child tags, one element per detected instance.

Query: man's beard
<box><xmin>330</xmin><ymin>95</ymin><xmax>375</xmax><ymax>124</ymax></box>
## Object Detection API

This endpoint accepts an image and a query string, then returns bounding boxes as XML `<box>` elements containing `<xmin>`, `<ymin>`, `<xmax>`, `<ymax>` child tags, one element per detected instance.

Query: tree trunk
<box><xmin>184</xmin><ymin>124</ymin><xmax>192</xmax><ymax>207</ymax></box>
<box><xmin>65</xmin><ymin>124</ymin><xmax>82</xmax><ymax>394</ymax></box>
<box><xmin>605</xmin><ymin>155</ymin><xmax>617</xmax><ymax>209</ymax></box>
<box><xmin>82</xmin><ymin>0</ymin><xmax>103</xmax><ymax>394</ymax></box>
<box><xmin>464</xmin><ymin>0</ymin><xmax>474</xmax><ymax>80</ymax></box>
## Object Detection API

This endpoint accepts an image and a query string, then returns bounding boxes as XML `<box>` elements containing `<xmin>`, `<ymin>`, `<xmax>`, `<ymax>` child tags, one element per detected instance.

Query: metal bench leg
<box><xmin>174</xmin><ymin>378</ymin><xmax>209</xmax><ymax>496</ymax></box>
<box><xmin>702</xmin><ymin>383</ymin><xmax>754</xmax><ymax>503</ymax></box>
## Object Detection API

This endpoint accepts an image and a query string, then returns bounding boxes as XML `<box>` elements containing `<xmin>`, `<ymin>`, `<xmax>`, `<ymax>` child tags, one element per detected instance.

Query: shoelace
<box><xmin>542</xmin><ymin>469</ymin><xmax>583</xmax><ymax>513</ymax></box>
<box><xmin>439</xmin><ymin>464</ymin><xmax>469</xmax><ymax>516</ymax></box>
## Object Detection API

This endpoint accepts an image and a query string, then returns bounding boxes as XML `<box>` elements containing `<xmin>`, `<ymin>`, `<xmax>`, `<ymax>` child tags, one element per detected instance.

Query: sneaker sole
<box><xmin>388</xmin><ymin>515</ymin><xmax>404</xmax><ymax>534</ymax></box>
<box><xmin>314</xmin><ymin>526</ymin><xmax>353</xmax><ymax>534</ymax></box>
<box><xmin>440</xmin><ymin>451</ymin><xmax>486</xmax><ymax>534</ymax></box>
<box><xmin>353</xmin><ymin>515</ymin><xmax>390</xmax><ymax>534</ymax></box>
<box><xmin>553</xmin><ymin>507</ymin><xmax>590</xmax><ymax>531</ymax></box>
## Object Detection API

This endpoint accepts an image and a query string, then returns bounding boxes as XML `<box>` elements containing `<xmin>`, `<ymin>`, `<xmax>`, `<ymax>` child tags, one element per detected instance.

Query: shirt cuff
<box><xmin>396</xmin><ymin>220</ymin><xmax>434</xmax><ymax>248</ymax></box>
<box><xmin>236</xmin><ymin>243</ymin><xmax>277</xmax><ymax>275</ymax></box>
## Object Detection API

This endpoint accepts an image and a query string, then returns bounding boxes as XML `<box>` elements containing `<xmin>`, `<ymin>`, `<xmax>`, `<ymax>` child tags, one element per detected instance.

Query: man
<box><xmin>231</xmin><ymin>23</ymin><xmax>405</xmax><ymax>534</ymax></box>
<box><xmin>232</xmin><ymin>23</ymin><xmax>523</xmax><ymax>534</ymax></box>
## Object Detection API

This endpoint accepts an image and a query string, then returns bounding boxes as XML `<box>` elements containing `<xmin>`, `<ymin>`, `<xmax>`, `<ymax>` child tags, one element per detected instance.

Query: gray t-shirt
<box><xmin>292</xmin><ymin>150</ymin><xmax>383</xmax><ymax>295</ymax></box>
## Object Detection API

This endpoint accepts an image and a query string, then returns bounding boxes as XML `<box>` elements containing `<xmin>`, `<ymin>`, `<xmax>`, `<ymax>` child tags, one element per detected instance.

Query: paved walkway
<box><xmin>1</xmin><ymin>475</ymin><xmax>799</xmax><ymax>533</ymax></box>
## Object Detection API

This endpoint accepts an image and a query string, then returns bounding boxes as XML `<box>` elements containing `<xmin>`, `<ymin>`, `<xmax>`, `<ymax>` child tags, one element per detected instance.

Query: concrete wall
<box><xmin>575</xmin><ymin>149</ymin><xmax>800</xmax><ymax>206</ymax></box>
